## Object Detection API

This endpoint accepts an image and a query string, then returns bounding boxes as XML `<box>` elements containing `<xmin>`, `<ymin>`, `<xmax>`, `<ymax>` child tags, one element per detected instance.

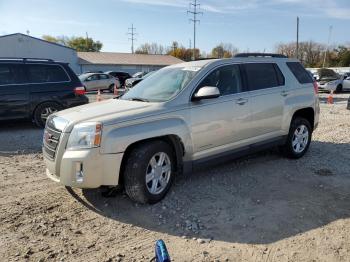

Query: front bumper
<box><xmin>45</xmin><ymin>148</ymin><xmax>123</xmax><ymax>188</ymax></box>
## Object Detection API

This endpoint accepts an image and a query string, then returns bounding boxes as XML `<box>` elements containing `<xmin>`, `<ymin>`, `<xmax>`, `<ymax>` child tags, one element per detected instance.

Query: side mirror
<box><xmin>192</xmin><ymin>86</ymin><xmax>221</xmax><ymax>101</ymax></box>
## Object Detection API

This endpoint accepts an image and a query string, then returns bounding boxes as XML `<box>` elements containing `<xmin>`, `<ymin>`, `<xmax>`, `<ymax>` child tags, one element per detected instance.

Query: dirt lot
<box><xmin>0</xmin><ymin>93</ymin><xmax>350</xmax><ymax>262</ymax></box>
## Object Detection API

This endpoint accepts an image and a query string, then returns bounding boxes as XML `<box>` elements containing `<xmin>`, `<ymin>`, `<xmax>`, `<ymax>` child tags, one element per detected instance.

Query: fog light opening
<box><xmin>75</xmin><ymin>162</ymin><xmax>84</xmax><ymax>183</ymax></box>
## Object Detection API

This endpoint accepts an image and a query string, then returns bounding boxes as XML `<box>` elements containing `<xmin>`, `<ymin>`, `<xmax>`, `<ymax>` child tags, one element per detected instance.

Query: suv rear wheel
<box><xmin>123</xmin><ymin>141</ymin><xmax>175</xmax><ymax>204</ymax></box>
<box><xmin>33</xmin><ymin>102</ymin><xmax>63</xmax><ymax>128</ymax></box>
<box><xmin>281</xmin><ymin>117</ymin><xmax>312</xmax><ymax>159</ymax></box>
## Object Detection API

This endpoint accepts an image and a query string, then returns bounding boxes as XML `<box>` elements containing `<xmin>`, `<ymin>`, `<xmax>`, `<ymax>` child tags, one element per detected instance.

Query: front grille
<box><xmin>43</xmin><ymin>126</ymin><xmax>62</xmax><ymax>160</ymax></box>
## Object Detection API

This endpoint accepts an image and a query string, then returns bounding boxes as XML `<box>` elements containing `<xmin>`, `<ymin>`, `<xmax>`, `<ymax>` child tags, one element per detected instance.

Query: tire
<box><xmin>280</xmin><ymin>117</ymin><xmax>312</xmax><ymax>159</ymax></box>
<box><xmin>336</xmin><ymin>84</ymin><xmax>343</xmax><ymax>93</ymax></box>
<box><xmin>123</xmin><ymin>141</ymin><xmax>175</xmax><ymax>204</ymax></box>
<box><xmin>33</xmin><ymin>102</ymin><xmax>63</xmax><ymax>128</ymax></box>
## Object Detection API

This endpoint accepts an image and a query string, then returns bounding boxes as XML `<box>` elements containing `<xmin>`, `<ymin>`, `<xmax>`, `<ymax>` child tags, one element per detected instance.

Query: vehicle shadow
<box><xmin>0</xmin><ymin>120</ymin><xmax>43</xmax><ymax>155</ymax></box>
<box><xmin>74</xmin><ymin>140</ymin><xmax>350</xmax><ymax>245</ymax></box>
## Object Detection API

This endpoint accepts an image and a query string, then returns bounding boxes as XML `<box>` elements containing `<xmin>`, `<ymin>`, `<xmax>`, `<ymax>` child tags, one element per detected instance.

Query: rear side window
<box><xmin>287</xmin><ymin>62</ymin><xmax>314</xmax><ymax>84</ymax></box>
<box><xmin>243</xmin><ymin>63</ymin><xmax>283</xmax><ymax>91</ymax></box>
<box><xmin>27</xmin><ymin>64</ymin><xmax>69</xmax><ymax>83</ymax></box>
<box><xmin>0</xmin><ymin>64</ymin><xmax>26</xmax><ymax>85</ymax></box>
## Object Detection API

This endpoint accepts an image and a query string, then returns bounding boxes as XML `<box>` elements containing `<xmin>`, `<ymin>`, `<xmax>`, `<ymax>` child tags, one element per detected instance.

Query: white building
<box><xmin>77</xmin><ymin>52</ymin><xmax>183</xmax><ymax>75</ymax></box>
<box><xmin>0</xmin><ymin>33</ymin><xmax>183</xmax><ymax>75</ymax></box>
<box><xmin>0</xmin><ymin>33</ymin><xmax>80</xmax><ymax>73</ymax></box>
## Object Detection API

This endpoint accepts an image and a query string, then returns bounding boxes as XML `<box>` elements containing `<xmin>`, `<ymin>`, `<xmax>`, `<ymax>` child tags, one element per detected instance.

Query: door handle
<box><xmin>281</xmin><ymin>91</ymin><xmax>289</xmax><ymax>97</ymax></box>
<box><xmin>236</xmin><ymin>98</ymin><xmax>248</xmax><ymax>105</ymax></box>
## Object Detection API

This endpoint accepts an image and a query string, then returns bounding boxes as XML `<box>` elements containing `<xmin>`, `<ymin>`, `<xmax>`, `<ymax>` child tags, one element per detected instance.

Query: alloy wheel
<box><xmin>145</xmin><ymin>152</ymin><xmax>172</xmax><ymax>195</ymax></box>
<box><xmin>292</xmin><ymin>124</ymin><xmax>309</xmax><ymax>153</ymax></box>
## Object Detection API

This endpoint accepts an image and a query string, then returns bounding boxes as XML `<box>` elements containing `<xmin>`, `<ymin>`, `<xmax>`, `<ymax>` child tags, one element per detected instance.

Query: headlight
<box><xmin>67</xmin><ymin>122</ymin><xmax>102</xmax><ymax>150</ymax></box>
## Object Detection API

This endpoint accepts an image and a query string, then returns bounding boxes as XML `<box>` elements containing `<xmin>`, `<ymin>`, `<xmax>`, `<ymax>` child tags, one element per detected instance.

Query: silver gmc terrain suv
<box><xmin>43</xmin><ymin>53</ymin><xmax>320</xmax><ymax>204</ymax></box>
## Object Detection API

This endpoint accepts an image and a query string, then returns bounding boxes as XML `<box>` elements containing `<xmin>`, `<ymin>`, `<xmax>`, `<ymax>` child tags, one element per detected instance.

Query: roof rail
<box><xmin>0</xmin><ymin>57</ymin><xmax>54</xmax><ymax>62</ymax></box>
<box><xmin>234</xmin><ymin>53</ymin><xmax>288</xmax><ymax>58</ymax></box>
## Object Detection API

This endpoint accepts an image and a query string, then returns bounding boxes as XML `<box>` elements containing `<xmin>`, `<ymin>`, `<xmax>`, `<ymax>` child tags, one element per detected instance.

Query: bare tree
<box><xmin>135</xmin><ymin>43</ymin><xmax>166</xmax><ymax>55</ymax></box>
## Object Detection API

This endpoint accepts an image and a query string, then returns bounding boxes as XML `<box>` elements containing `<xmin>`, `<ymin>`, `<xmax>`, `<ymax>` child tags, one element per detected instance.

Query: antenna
<box><xmin>127</xmin><ymin>24</ymin><xmax>137</xmax><ymax>54</ymax></box>
<box><xmin>322</xmin><ymin>25</ymin><xmax>333</xmax><ymax>68</ymax></box>
<box><xmin>187</xmin><ymin>0</ymin><xmax>203</xmax><ymax>60</ymax></box>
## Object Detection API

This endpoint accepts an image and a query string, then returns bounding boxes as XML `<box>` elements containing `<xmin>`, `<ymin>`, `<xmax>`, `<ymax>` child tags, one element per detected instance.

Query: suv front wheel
<box><xmin>281</xmin><ymin>117</ymin><xmax>312</xmax><ymax>159</ymax></box>
<box><xmin>123</xmin><ymin>141</ymin><xmax>175</xmax><ymax>204</ymax></box>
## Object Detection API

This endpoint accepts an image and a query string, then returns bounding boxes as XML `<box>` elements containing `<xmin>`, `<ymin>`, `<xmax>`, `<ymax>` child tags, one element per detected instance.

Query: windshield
<box><xmin>122</xmin><ymin>66</ymin><xmax>201</xmax><ymax>102</ymax></box>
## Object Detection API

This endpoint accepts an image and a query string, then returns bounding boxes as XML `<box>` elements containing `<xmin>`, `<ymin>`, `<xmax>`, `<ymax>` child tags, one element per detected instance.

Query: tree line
<box><xmin>276</xmin><ymin>41</ymin><xmax>350</xmax><ymax>68</ymax></box>
<box><xmin>135</xmin><ymin>41</ymin><xmax>239</xmax><ymax>61</ymax></box>
<box><xmin>42</xmin><ymin>35</ymin><xmax>103</xmax><ymax>52</ymax></box>
<box><xmin>42</xmin><ymin>35</ymin><xmax>350</xmax><ymax>67</ymax></box>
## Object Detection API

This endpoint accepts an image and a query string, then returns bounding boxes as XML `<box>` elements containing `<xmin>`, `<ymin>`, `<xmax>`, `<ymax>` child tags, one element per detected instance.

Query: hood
<box><xmin>54</xmin><ymin>99</ymin><xmax>161</xmax><ymax>132</ymax></box>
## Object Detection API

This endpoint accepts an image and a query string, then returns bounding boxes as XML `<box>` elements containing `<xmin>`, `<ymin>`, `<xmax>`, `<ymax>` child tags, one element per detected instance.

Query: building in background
<box><xmin>0</xmin><ymin>33</ymin><xmax>183</xmax><ymax>75</ymax></box>
<box><xmin>78</xmin><ymin>52</ymin><xmax>183</xmax><ymax>74</ymax></box>
<box><xmin>0</xmin><ymin>33</ymin><xmax>79</xmax><ymax>73</ymax></box>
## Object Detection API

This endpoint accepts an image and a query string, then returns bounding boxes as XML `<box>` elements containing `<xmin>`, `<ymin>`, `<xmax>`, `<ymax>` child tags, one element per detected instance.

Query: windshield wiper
<box><xmin>129</xmin><ymin>97</ymin><xmax>150</xmax><ymax>102</ymax></box>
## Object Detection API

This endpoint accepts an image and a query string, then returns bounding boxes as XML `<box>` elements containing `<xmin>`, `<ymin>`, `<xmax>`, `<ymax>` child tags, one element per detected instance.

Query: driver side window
<box><xmin>198</xmin><ymin>65</ymin><xmax>243</xmax><ymax>96</ymax></box>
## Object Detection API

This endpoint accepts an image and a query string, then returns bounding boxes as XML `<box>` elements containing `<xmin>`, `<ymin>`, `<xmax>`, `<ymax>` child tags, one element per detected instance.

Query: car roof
<box><xmin>169</xmin><ymin>56</ymin><xmax>299</xmax><ymax>69</ymax></box>
<box><xmin>0</xmin><ymin>58</ymin><xmax>67</xmax><ymax>65</ymax></box>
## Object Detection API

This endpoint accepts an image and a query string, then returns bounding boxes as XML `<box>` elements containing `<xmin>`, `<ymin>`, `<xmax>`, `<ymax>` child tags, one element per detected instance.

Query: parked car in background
<box><xmin>44</xmin><ymin>53</ymin><xmax>319</xmax><ymax>204</ymax></box>
<box><xmin>317</xmin><ymin>68</ymin><xmax>344</xmax><ymax>93</ymax></box>
<box><xmin>105</xmin><ymin>71</ymin><xmax>131</xmax><ymax>87</ymax></box>
<box><xmin>79</xmin><ymin>73</ymin><xmax>121</xmax><ymax>92</ymax></box>
<box><xmin>125</xmin><ymin>71</ymin><xmax>156</xmax><ymax>89</ymax></box>
<box><xmin>132</xmin><ymin>71</ymin><xmax>147</xmax><ymax>79</ymax></box>
<box><xmin>0</xmin><ymin>58</ymin><xmax>88</xmax><ymax>127</ymax></box>
<box><xmin>84</xmin><ymin>71</ymin><xmax>103</xmax><ymax>74</ymax></box>
<box><xmin>343</xmin><ymin>74</ymin><xmax>350</xmax><ymax>91</ymax></box>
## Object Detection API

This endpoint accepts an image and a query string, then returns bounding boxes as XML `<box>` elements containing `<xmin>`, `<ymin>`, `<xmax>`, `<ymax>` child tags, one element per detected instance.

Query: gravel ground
<box><xmin>0</xmin><ymin>93</ymin><xmax>350</xmax><ymax>262</ymax></box>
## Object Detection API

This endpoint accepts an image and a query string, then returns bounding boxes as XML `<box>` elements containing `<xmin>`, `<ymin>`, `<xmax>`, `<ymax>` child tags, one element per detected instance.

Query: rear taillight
<box><xmin>313</xmin><ymin>81</ymin><xmax>319</xmax><ymax>94</ymax></box>
<box><xmin>74</xmin><ymin>87</ymin><xmax>85</xmax><ymax>95</ymax></box>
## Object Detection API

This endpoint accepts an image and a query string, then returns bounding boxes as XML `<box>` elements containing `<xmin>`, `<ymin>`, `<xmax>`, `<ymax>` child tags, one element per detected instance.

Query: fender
<box><xmin>100</xmin><ymin>117</ymin><xmax>193</xmax><ymax>161</ymax></box>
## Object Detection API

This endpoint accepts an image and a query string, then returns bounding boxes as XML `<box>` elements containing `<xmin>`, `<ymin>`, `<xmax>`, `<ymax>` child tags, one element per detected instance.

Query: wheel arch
<box><xmin>118</xmin><ymin>135</ymin><xmax>185</xmax><ymax>186</ymax></box>
<box><xmin>291</xmin><ymin>107</ymin><xmax>315</xmax><ymax>131</ymax></box>
<box><xmin>31</xmin><ymin>100</ymin><xmax>64</xmax><ymax>119</ymax></box>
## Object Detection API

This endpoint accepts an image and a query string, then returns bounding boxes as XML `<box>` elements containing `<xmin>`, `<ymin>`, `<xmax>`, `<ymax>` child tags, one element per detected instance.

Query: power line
<box><xmin>127</xmin><ymin>24</ymin><xmax>137</xmax><ymax>54</ymax></box>
<box><xmin>187</xmin><ymin>0</ymin><xmax>203</xmax><ymax>60</ymax></box>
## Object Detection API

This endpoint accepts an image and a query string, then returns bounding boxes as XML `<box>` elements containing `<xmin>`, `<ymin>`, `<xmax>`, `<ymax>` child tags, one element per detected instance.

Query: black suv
<box><xmin>0</xmin><ymin>58</ymin><xmax>88</xmax><ymax>127</ymax></box>
<box><xmin>105</xmin><ymin>71</ymin><xmax>131</xmax><ymax>86</ymax></box>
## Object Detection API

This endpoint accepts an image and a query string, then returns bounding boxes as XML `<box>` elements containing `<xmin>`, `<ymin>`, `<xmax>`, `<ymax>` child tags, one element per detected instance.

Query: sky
<box><xmin>0</xmin><ymin>0</ymin><xmax>349</xmax><ymax>54</ymax></box>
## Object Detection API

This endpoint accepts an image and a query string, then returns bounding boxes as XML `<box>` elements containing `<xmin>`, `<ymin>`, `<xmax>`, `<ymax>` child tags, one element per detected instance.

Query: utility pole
<box><xmin>187</xmin><ymin>0</ymin><xmax>203</xmax><ymax>60</ymax></box>
<box><xmin>128</xmin><ymin>24</ymin><xmax>137</xmax><ymax>54</ymax></box>
<box><xmin>296</xmin><ymin>17</ymin><xmax>299</xmax><ymax>59</ymax></box>
<box><xmin>322</xmin><ymin>25</ymin><xmax>333</xmax><ymax>68</ymax></box>
<box><xmin>86</xmin><ymin>32</ymin><xmax>89</xmax><ymax>52</ymax></box>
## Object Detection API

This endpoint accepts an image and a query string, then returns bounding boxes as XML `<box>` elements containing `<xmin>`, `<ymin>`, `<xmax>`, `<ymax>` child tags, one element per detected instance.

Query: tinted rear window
<box><xmin>28</xmin><ymin>64</ymin><xmax>69</xmax><ymax>83</ymax></box>
<box><xmin>0</xmin><ymin>64</ymin><xmax>26</xmax><ymax>85</ymax></box>
<box><xmin>244</xmin><ymin>63</ymin><xmax>283</xmax><ymax>91</ymax></box>
<box><xmin>287</xmin><ymin>62</ymin><xmax>314</xmax><ymax>84</ymax></box>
